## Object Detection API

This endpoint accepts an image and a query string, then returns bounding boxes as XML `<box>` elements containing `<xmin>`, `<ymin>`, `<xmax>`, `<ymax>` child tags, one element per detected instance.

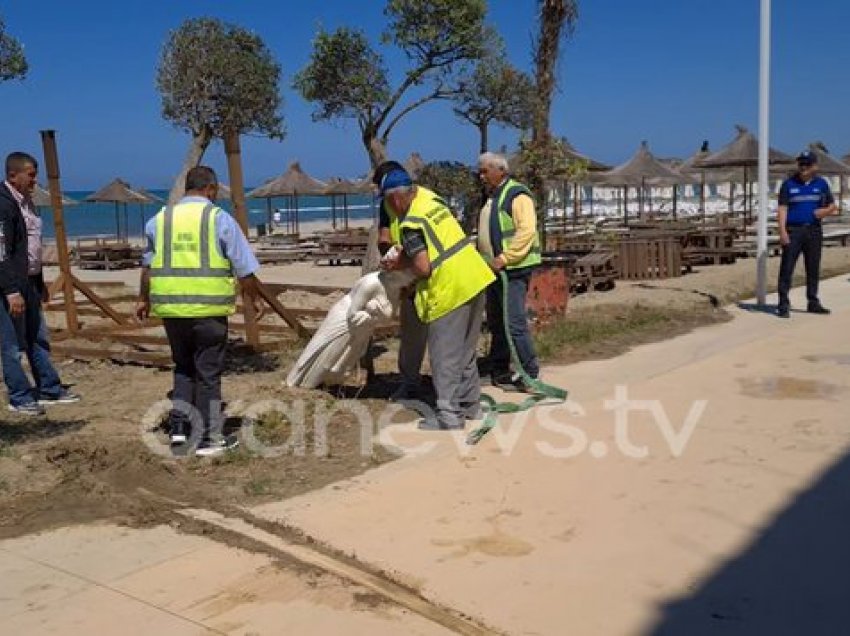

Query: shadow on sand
<box><xmin>649</xmin><ymin>449</ymin><xmax>850</xmax><ymax>635</ymax></box>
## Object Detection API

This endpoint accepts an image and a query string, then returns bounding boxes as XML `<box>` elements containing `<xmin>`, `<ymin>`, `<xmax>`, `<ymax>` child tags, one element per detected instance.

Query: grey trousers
<box><xmin>427</xmin><ymin>292</ymin><xmax>485</xmax><ymax>427</ymax></box>
<box><xmin>399</xmin><ymin>294</ymin><xmax>428</xmax><ymax>387</ymax></box>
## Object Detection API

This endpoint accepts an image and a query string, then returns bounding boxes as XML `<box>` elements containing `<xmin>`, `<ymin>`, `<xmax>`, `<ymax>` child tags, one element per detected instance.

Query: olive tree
<box><xmin>0</xmin><ymin>17</ymin><xmax>27</xmax><ymax>82</ymax></box>
<box><xmin>453</xmin><ymin>55</ymin><xmax>535</xmax><ymax>154</ymax></box>
<box><xmin>295</xmin><ymin>0</ymin><xmax>489</xmax><ymax>168</ymax></box>
<box><xmin>156</xmin><ymin>18</ymin><xmax>284</xmax><ymax>203</ymax></box>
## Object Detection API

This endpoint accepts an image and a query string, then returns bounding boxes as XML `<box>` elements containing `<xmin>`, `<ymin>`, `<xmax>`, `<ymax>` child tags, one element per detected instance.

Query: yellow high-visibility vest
<box><xmin>399</xmin><ymin>187</ymin><xmax>495</xmax><ymax>323</ymax></box>
<box><xmin>492</xmin><ymin>178</ymin><xmax>542</xmax><ymax>270</ymax></box>
<box><xmin>150</xmin><ymin>201</ymin><xmax>236</xmax><ymax>318</ymax></box>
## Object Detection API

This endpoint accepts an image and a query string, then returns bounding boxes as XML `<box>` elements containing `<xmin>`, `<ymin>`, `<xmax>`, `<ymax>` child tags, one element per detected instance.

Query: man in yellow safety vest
<box><xmin>380</xmin><ymin>167</ymin><xmax>495</xmax><ymax>430</ymax></box>
<box><xmin>477</xmin><ymin>152</ymin><xmax>541</xmax><ymax>392</ymax></box>
<box><xmin>136</xmin><ymin>166</ymin><xmax>261</xmax><ymax>457</ymax></box>
<box><xmin>373</xmin><ymin>160</ymin><xmax>427</xmax><ymax>402</ymax></box>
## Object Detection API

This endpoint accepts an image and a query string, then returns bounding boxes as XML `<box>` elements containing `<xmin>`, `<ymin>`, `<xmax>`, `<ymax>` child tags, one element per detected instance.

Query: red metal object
<box><xmin>526</xmin><ymin>263</ymin><xmax>570</xmax><ymax>324</ymax></box>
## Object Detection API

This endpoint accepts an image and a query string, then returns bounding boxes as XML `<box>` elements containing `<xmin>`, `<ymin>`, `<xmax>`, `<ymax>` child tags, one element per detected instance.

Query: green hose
<box><xmin>466</xmin><ymin>271</ymin><xmax>569</xmax><ymax>445</ymax></box>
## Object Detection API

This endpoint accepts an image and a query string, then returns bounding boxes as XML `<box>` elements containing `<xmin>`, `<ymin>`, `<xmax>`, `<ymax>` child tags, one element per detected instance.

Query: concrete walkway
<box><xmin>251</xmin><ymin>275</ymin><xmax>850</xmax><ymax>635</ymax></box>
<box><xmin>3</xmin><ymin>276</ymin><xmax>850</xmax><ymax>635</ymax></box>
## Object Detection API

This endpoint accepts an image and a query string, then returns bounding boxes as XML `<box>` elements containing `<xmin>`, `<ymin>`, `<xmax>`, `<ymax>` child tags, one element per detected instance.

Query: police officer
<box><xmin>776</xmin><ymin>151</ymin><xmax>838</xmax><ymax>318</ymax></box>
<box><xmin>477</xmin><ymin>152</ymin><xmax>542</xmax><ymax>391</ymax></box>
<box><xmin>380</xmin><ymin>167</ymin><xmax>495</xmax><ymax>430</ymax></box>
<box><xmin>136</xmin><ymin>166</ymin><xmax>261</xmax><ymax>456</ymax></box>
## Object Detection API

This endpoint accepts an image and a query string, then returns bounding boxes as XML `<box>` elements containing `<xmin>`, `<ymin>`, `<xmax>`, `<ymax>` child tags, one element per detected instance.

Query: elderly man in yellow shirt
<box><xmin>477</xmin><ymin>152</ymin><xmax>542</xmax><ymax>392</ymax></box>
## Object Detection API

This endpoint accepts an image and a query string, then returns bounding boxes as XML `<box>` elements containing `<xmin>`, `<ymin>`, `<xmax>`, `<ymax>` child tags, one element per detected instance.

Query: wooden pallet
<box><xmin>618</xmin><ymin>238</ymin><xmax>683</xmax><ymax>280</ymax></box>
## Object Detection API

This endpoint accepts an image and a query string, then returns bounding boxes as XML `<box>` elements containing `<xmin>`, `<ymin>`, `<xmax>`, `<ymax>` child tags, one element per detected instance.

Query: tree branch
<box><xmin>380</xmin><ymin>85</ymin><xmax>457</xmax><ymax>140</ymax></box>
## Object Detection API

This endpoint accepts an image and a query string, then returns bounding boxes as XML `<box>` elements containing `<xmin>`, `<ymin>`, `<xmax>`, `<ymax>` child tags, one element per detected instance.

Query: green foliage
<box><xmin>293</xmin><ymin>28</ymin><xmax>389</xmax><ymax>123</ymax></box>
<box><xmin>418</xmin><ymin>160</ymin><xmax>480</xmax><ymax>212</ymax></box>
<box><xmin>384</xmin><ymin>0</ymin><xmax>487</xmax><ymax>67</ymax></box>
<box><xmin>156</xmin><ymin>17</ymin><xmax>284</xmax><ymax>139</ymax></box>
<box><xmin>296</xmin><ymin>0</ymin><xmax>489</xmax><ymax>165</ymax></box>
<box><xmin>0</xmin><ymin>17</ymin><xmax>28</xmax><ymax>82</ymax></box>
<box><xmin>513</xmin><ymin>137</ymin><xmax>587</xmax><ymax>195</ymax></box>
<box><xmin>453</xmin><ymin>52</ymin><xmax>536</xmax><ymax>145</ymax></box>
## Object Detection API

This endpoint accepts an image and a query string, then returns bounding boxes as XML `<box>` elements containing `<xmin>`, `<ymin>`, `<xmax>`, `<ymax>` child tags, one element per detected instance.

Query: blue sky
<box><xmin>2</xmin><ymin>0</ymin><xmax>849</xmax><ymax>189</ymax></box>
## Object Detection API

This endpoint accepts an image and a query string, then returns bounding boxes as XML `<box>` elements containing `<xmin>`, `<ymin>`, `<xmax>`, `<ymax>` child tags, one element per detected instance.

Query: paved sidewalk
<box><xmin>0</xmin><ymin>524</ymin><xmax>450</xmax><ymax>635</ymax></box>
<box><xmin>3</xmin><ymin>276</ymin><xmax>849</xmax><ymax>635</ymax></box>
<box><xmin>252</xmin><ymin>275</ymin><xmax>850</xmax><ymax>635</ymax></box>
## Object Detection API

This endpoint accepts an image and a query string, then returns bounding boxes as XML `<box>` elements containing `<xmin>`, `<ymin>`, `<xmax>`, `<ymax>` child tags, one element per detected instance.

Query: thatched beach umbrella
<box><xmin>247</xmin><ymin>162</ymin><xmax>327</xmax><ymax>235</ymax></box>
<box><xmin>594</xmin><ymin>141</ymin><xmax>686</xmax><ymax>221</ymax></box>
<box><xmin>698</xmin><ymin>126</ymin><xmax>794</xmax><ymax>224</ymax></box>
<box><xmin>404</xmin><ymin>153</ymin><xmax>426</xmax><ymax>179</ymax></box>
<box><xmin>33</xmin><ymin>184</ymin><xmax>77</xmax><ymax>208</ymax></box>
<box><xmin>85</xmin><ymin>178</ymin><xmax>155</xmax><ymax>240</ymax></box>
<box><xmin>324</xmin><ymin>177</ymin><xmax>372</xmax><ymax>230</ymax></box>
<box><xmin>128</xmin><ymin>187</ymin><xmax>164</xmax><ymax>237</ymax></box>
<box><xmin>678</xmin><ymin>141</ymin><xmax>747</xmax><ymax>221</ymax></box>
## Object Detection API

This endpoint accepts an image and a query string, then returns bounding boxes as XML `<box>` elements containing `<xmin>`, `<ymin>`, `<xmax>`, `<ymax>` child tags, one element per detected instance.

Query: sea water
<box><xmin>39</xmin><ymin>190</ymin><xmax>377</xmax><ymax>240</ymax></box>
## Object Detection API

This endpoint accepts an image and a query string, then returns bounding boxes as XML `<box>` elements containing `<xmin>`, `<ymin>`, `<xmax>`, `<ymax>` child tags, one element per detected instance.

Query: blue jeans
<box><xmin>485</xmin><ymin>270</ymin><xmax>540</xmax><ymax>379</ymax></box>
<box><xmin>0</xmin><ymin>281</ymin><xmax>62</xmax><ymax>407</ymax></box>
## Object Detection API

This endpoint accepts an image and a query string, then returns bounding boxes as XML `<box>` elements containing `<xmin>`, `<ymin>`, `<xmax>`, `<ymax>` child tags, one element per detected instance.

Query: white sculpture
<box><xmin>285</xmin><ymin>268</ymin><xmax>416</xmax><ymax>389</ymax></box>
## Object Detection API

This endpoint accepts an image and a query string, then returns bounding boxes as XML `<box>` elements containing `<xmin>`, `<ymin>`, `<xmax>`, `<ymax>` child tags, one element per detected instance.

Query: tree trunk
<box><xmin>361</xmin><ymin>129</ymin><xmax>388</xmax><ymax>170</ymax></box>
<box><xmin>479</xmin><ymin>122</ymin><xmax>489</xmax><ymax>155</ymax></box>
<box><xmin>530</xmin><ymin>0</ymin><xmax>577</xmax><ymax>199</ymax></box>
<box><xmin>168</xmin><ymin>126</ymin><xmax>213</xmax><ymax>205</ymax></box>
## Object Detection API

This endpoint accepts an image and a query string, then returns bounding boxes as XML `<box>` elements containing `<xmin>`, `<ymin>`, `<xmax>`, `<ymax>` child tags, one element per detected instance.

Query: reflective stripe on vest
<box><xmin>494</xmin><ymin>178</ymin><xmax>542</xmax><ymax>269</ymax></box>
<box><xmin>399</xmin><ymin>188</ymin><xmax>494</xmax><ymax>323</ymax></box>
<box><xmin>150</xmin><ymin>202</ymin><xmax>236</xmax><ymax>318</ymax></box>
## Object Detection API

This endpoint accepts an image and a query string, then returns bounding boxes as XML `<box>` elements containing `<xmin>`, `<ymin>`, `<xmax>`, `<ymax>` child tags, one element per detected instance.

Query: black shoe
<box><xmin>808</xmin><ymin>303</ymin><xmax>831</xmax><ymax>315</ymax></box>
<box><xmin>777</xmin><ymin>306</ymin><xmax>790</xmax><ymax>319</ymax></box>
<box><xmin>38</xmin><ymin>389</ymin><xmax>81</xmax><ymax>406</ymax></box>
<box><xmin>491</xmin><ymin>373</ymin><xmax>521</xmax><ymax>392</ymax></box>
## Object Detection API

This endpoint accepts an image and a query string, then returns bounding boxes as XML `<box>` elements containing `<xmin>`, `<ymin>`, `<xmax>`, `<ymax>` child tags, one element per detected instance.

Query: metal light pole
<box><xmin>756</xmin><ymin>0</ymin><xmax>771</xmax><ymax>305</ymax></box>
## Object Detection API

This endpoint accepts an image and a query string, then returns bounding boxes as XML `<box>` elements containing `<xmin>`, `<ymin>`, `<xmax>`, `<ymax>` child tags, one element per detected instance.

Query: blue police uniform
<box><xmin>777</xmin><ymin>173</ymin><xmax>835</xmax><ymax>312</ymax></box>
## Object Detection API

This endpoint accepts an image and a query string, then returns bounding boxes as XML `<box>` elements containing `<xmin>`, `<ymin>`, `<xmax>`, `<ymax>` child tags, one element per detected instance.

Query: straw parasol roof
<box><xmin>324</xmin><ymin>177</ymin><xmax>373</xmax><ymax>195</ymax></box>
<box><xmin>506</xmin><ymin>139</ymin><xmax>610</xmax><ymax>176</ymax></box>
<box><xmin>404</xmin><ymin>153</ymin><xmax>426</xmax><ymax>179</ymax></box>
<box><xmin>33</xmin><ymin>184</ymin><xmax>77</xmax><ymax>208</ymax></box>
<box><xmin>85</xmin><ymin>178</ymin><xmax>152</xmax><ymax>204</ymax></box>
<box><xmin>593</xmin><ymin>141</ymin><xmax>685</xmax><ymax>186</ymax></box>
<box><xmin>678</xmin><ymin>141</ymin><xmax>746</xmax><ymax>183</ymax></box>
<box><xmin>561</xmin><ymin>138</ymin><xmax>611</xmax><ymax>172</ymax></box>
<box><xmin>802</xmin><ymin>142</ymin><xmax>850</xmax><ymax>175</ymax></box>
<box><xmin>215</xmin><ymin>183</ymin><xmax>232</xmax><ymax>201</ymax></box>
<box><xmin>129</xmin><ymin>186</ymin><xmax>164</xmax><ymax>204</ymax></box>
<box><xmin>247</xmin><ymin>162</ymin><xmax>327</xmax><ymax>198</ymax></box>
<box><xmin>698</xmin><ymin>125</ymin><xmax>793</xmax><ymax>169</ymax></box>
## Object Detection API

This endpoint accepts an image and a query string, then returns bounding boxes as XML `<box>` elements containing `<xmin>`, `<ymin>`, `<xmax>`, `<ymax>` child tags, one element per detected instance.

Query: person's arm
<box><xmin>378</xmin><ymin>203</ymin><xmax>394</xmax><ymax>255</ymax></box>
<box><xmin>218</xmin><ymin>212</ymin><xmax>263</xmax><ymax>313</ymax></box>
<box><xmin>388</xmin><ymin>227</ymin><xmax>430</xmax><ymax>278</ymax></box>
<box><xmin>492</xmin><ymin>193</ymin><xmax>537</xmax><ymax>270</ymax></box>
<box><xmin>135</xmin><ymin>217</ymin><xmax>157</xmax><ymax>321</ymax></box>
<box><xmin>777</xmin><ymin>181</ymin><xmax>790</xmax><ymax>246</ymax></box>
<box><xmin>815</xmin><ymin>180</ymin><xmax>838</xmax><ymax>219</ymax></box>
<box><xmin>0</xmin><ymin>207</ymin><xmax>25</xmax><ymax>316</ymax></box>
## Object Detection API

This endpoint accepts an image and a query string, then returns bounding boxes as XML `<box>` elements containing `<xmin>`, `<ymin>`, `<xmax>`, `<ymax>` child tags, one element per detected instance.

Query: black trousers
<box><xmin>163</xmin><ymin>317</ymin><xmax>227</xmax><ymax>441</ymax></box>
<box><xmin>777</xmin><ymin>225</ymin><xmax>822</xmax><ymax>309</ymax></box>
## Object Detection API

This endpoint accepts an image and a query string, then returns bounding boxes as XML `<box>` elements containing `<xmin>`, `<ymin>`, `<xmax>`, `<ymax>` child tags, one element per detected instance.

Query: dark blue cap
<box><xmin>797</xmin><ymin>150</ymin><xmax>817</xmax><ymax>165</ymax></box>
<box><xmin>379</xmin><ymin>168</ymin><xmax>413</xmax><ymax>195</ymax></box>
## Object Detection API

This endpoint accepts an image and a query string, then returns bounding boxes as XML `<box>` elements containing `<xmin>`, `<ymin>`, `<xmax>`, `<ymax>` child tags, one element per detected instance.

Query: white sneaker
<box><xmin>195</xmin><ymin>437</ymin><xmax>239</xmax><ymax>458</ymax></box>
